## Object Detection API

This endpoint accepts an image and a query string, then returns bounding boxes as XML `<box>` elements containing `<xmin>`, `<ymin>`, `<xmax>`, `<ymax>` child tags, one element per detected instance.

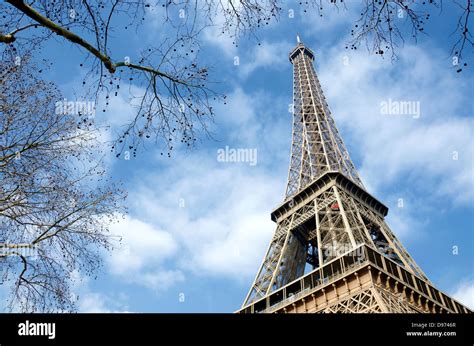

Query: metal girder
<box><xmin>285</xmin><ymin>43</ymin><xmax>363</xmax><ymax>199</ymax></box>
<box><xmin>241</xmin><ymin>39</ymin><xmax>463</xmax><ymax>314</ymax></box>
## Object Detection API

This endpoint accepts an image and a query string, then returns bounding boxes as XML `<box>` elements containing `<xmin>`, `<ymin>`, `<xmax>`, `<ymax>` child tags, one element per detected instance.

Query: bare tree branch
<box><xmin>0</xmin><ymin>52</ymin><xmax>126</xmax><ymax>312</ymax></box>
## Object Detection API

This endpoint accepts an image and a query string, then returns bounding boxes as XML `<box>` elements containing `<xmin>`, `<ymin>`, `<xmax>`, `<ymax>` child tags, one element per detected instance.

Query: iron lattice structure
<box><xmin>238</xmin><ymin>40</ymin><xmax>471</xmax><ymax>314</ymax></box>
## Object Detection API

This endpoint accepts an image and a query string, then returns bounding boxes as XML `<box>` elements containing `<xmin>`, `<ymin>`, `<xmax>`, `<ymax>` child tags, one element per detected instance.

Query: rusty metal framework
<box><xmin>239</xmin><ymin>39</ymin><xmax>471</xmax><ymax>314</ymax></box>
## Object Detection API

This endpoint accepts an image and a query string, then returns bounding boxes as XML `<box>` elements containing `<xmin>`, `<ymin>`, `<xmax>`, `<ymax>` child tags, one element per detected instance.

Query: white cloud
<box><xmin>106</xmin><ymin>215</ymin><xmax>184</xmax><ymax>292</ymax></box>
<box><xmin>71</xmin><ymin>271</ymin><xmax>130</xmax><ymax>313</ymax></box>
<box><xmin>299</xmin><ymin>2</ymin><xmax>357</xmax><ymax>39</ymax></box>
<box><xmin>114</xmin><ymin>87</ymin><xmax>291</xmax><ymax>282</ymax></box>
<box><xmin>318</xmin><ymin>44</ymin><xmax>474</xmax><ymax>206</ymax></box>
<box><xmin>72</xmin><ymin>216</ymin><xmax>184</xmax><ymax>306</ymax></box>
<box><xmin>201</xmin><ymin>6</ymin><xmax>238</xmax><ymax>58</ymax></box>
<box><xmin>210</xmin><ymin>87</ymin><xmax>290</xmax><ymax>153</ymax></box>
<box><xmin>239</xmin><ymin>41</ymin><xmax>291</xmax><ymax>77</ymax></box>
<box><xmin>107</xmin><ymin>216</ymin><xmax>178</xmax><ymax>275</ymax></box>
<box><xmin>142</xmin><ymin>270</ymin><xmax>185</xmax><ymax>291</ymax></box>
<box><xmin>203</xmin><ymin>27</ymin><xmax>237</xmax><ymax>59</ymax></box>
<box><xmin>451</xmin><ymin>280</ymin><xmax>474</xmax><ymax>310</ymax></box>
<box><xmin>384</xmin><ymin>203</ymin><xmax>427</xmax><ymax>242</ymax></box>
<box><xmin>128</xmin><ymin>155</ymin><xmax>283</xmax><ymax>282</ymax></box>
<box><xmin>78</xmin><ymin>292</ymin><xmax>117</xmax><ymax>313</ymax></box>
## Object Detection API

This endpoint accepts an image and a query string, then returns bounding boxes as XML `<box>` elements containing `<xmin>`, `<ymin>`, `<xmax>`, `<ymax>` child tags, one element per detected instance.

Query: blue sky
<box><xmin>2</xmin><ymin>1</ymin><xmax>473</xmax><ymax>312</ymax></box>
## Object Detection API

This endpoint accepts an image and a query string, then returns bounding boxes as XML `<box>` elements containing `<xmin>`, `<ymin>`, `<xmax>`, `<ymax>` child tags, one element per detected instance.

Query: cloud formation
<box><xmin>451</xmin><ymin>280</ymin><xmax>474</xmax><ymax>310</ymax></box>
<box><xmin>107</xmin><ymin>215</ymin><xmax>184</xmax><ymax>292</ymax></box>
<box><xmin>318</xmin><ymin>44</ymin><xmax>474</xmax><ymax>206</ymax></box>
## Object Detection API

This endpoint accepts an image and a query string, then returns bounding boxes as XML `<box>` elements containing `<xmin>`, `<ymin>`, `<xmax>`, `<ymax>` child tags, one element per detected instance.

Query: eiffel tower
<box><xmin>238</xmin><ymin>37</ymin><xmax>471</xmax><ymax>314</ymax></box>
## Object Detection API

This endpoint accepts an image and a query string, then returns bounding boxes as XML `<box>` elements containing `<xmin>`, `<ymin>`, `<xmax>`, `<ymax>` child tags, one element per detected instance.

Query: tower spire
<box><xmin>296</xmin><ymin>34</ymin><xmax>301</xmax><ymax>44</ymax></box>
<box><xmin>286</xmin><ymin>40</ymin><xmax>363</xmax><ymax>198</ymax></box>
<box><xmin>238</xmin><ymin>41</ymin><xmax>471</xmax><ymax>315</ymax></box>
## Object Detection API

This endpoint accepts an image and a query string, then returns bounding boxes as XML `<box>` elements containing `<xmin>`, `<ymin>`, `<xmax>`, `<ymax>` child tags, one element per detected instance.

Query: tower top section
<box><xmin>285</xmin><ymin>38</ymin><xmax>364</xmax><ymax>197</ymax></box>
<box><xmin>289</xmin><ymin>36</ymin><xmax>314</xmax><ymax>63</ymax></box>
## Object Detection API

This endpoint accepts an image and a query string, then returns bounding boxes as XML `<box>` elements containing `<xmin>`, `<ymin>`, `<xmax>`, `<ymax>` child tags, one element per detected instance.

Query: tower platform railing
<box><xmin>238</xmin><ymin>244</ymin><xmax>470</xmax><ymax>314</ymax></box>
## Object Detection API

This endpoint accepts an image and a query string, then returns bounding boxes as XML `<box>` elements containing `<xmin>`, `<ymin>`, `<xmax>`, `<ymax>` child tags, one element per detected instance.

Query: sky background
<box><xmin>1</xmin><ymin>1</ymin><xmax>473</xmax><ymax>312</ymax></box>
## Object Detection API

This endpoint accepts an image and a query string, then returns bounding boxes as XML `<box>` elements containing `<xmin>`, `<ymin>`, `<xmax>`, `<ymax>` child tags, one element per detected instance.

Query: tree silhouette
<box><xmin>1</xmin><ymin>1</ymin><xmax>470</xmax><ymax>156</ymax></box>
<box><xmin>0</xmin><ymin>51</ymin><xmax>126</xmax><ymax>312</ymax></box>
